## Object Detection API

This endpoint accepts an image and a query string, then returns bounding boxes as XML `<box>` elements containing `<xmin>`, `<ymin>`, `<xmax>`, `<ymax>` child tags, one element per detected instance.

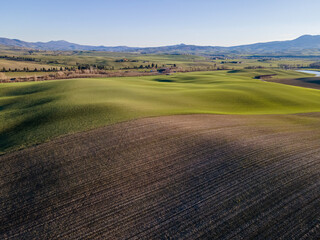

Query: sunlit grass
<box><xmin>0</xmin><ymin>69</ymin><xmax>319</xmax><ymax>153</ymax></box>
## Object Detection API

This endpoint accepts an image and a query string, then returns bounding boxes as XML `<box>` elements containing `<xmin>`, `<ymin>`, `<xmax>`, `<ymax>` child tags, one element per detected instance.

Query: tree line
<box><xmin>0</xmin><ymin>67</ymin><xmax>66</xmax><ymax>72</ymax></box>
<box><xmin>0</xmin><ymin>55</ymin><xmax>39</xmax><ymax>62</ymax></box>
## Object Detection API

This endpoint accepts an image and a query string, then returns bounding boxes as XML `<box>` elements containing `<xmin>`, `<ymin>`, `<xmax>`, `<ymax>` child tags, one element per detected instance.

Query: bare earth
<box><xmin>1</xmin><ymin>114</ymin><xmax>320</xmax><ymax>239</ymax></box>
<box><xmin>268</xmin><ymin>77</ymin><xmax>320</xmax><ymax>90</ymax></box>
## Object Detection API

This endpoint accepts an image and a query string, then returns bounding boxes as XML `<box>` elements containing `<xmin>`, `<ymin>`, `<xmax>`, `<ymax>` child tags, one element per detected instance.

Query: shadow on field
<box><xmin>0</xmin><ymin>102</ymin><xmax>17</xmax><ymax>112</ymax></box>
<box><xmin>153</xmin><ymin>78</ymin><xmax>175</xmax><ymax>83</ymax></box>
<box><xmin>268</xmin><ymin>77</ymin><xmax>320</xmax><ymax>90</ymax></box>
<box><xmin>2</xmin><ymin>84</ymin><xmax>53</xmax><ymax>97</ymax></box>
<box><xmin>296</xmin><ymin>77</ymin><xmax>320</xmax><ymax>85</ymax></box>
<box><xmin>0</xmin><ymin>112</ymin><xmax>53</xmax><ymax>153</ymax></box>
<box><xmin>227</xmin><ymin>70</ymin><xmax>241</xmax><ymax>73</ymax></box>
<box><xmin>24</xmin><ymin>97</ymin><xmax>56</xmax><ymax>109</ymax></box>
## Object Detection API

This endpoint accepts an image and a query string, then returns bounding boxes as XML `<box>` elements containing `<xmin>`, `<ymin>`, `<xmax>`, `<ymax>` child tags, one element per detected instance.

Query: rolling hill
<box><xmin>0</xmin><ymin>69</ymin><xmax>318</xmax><ymax>154</ymax></box>
<box><xmin>0</xmin><ymin>38</ymin><xmax>132</xmax><ymax>52</ymax></box>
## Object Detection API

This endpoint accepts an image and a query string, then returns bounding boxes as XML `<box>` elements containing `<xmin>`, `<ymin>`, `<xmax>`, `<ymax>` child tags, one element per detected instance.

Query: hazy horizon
<box><xmin>2</xmin><ymin>0</ymin><xmax>320</xmax><ymax>47</ymax></box>
<box><xmin>2</xmin><ymin>34</ymin><xmax>318</xmax><ymax>48</ymax></box>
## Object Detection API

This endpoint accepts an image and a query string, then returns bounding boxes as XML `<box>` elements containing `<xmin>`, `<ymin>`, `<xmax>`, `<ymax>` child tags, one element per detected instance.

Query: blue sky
<box><xmin>2</xmin><ymin>0</ymin><xmax>320</xmax><ymax>47</ymax></box>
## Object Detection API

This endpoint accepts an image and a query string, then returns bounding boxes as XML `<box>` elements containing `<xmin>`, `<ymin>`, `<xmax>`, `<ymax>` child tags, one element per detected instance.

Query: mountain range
<box><xmin>1</xmin><ymin>35</ymin><xmax>320</xmax><ymax>55</ymax></box>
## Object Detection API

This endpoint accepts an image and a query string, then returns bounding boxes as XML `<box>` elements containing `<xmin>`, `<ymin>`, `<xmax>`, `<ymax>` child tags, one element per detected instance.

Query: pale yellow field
<box><xmin>0</xmin><ymin>59</ymin><xmax>54</xmax><ymax>71</ymax></box>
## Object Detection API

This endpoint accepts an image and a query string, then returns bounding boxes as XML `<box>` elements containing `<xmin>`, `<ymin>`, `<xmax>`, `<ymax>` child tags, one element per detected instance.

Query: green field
<box><xmin>1</xmin><ymin>47</ymin><xmax>320</xmax><ymax>76</ymax></box>
<box><xmin>0</xmin><ymin>69</ymin><xmax>319</xmax><ymax>153</ymax></box>
<box><xmin>0</xmin><ymin>49</ymin><xmax>214</xmax><ymax>72</ymax></box>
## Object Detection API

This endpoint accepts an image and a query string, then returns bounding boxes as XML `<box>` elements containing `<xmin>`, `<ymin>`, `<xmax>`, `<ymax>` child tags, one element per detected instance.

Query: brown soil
<box><xmin>1</xmin><ymin>114</ymin><xmax>320</xmax><ymax>239</ymax></box>
<box><xmin>267</xmin><ymin>77</ymin><xmax>320</xmax><ymax>90</ymax></box>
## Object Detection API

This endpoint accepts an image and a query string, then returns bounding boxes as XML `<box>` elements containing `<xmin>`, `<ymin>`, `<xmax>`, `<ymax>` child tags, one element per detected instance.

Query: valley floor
<box><xmin>1</xmin><ymin>114</ymin><xmax>319</xmax><ymax>239</ymax></box>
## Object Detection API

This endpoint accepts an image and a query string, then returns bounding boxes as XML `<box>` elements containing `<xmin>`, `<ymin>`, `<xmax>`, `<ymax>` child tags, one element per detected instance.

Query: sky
<box><xmin>2</xmin><ymin>0</ymin><xmax>320</xmax><ymax>47</ymax></box>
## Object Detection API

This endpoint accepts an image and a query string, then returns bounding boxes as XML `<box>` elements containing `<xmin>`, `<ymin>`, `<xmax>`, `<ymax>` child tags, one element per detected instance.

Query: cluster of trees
<box><xmin>221</xmin><ymin>61</ymin><xmax>242</xmax><ymax>64</ymax></box>
<box><xmin>137</xmin><ymin>63</ymin><xmax>158</xmax><ymax>69</ymax></box>
<box><xmin>0</xmin><ymin>55</ymin><xmax>39</xmax><ymax>62</ymax></box>
<box><xmin>244</xmin><ymin>66</ymin><xmax>265</xmax><ymax>69</ymax></box>
<box><xmin>278</xmin><ymin>64</ymin><xmax>308</xmax><ymax>69</ymax></box>
<box><xmin>257</xmin><ymin>58</ymin><xmax>272</xmax><ymax>62</ymax></box>
<box><xmin>115</xmin><ymin>59</ymin><xmax>138</xmax><ymax>62</ymax></box>
<box><xmin>0</xmin><ymin>69</ymin><xmax>164</xmax><ymax>82</ymax></box>
<box><xmin>0</xmin><ymin>67</ymin><xmax>66</xmax><ymax>72</ymax></box>
<box><xmin>126</xmin><ymin>63</ymin><xmax>177</xmax><ymax>70</ymax></box>
<box><xmin>120</xmin><ymin>63</ymin><xmax>162</xmax><ymax>70</ymax></box>
<box><xmin>75</xmin><ymin>63</ymin><xmax>178</xmax><ymax>71</ymax></box>
<box><xmin>76</xmin><ymin>64</ymin><xmax>115</xmax><ymax>70</ymax></box>
<box><xmin>0</xmin><ymin>63</ymin><xmax>178</xmax><ymax>73</ymax></box>
<box><xmin>76</xmin><ymin>63</ymin><xmax>164</xmax><ymax>71</ymax></box>
<box><xmin>309</xmin><ymin>62</ymin><xmax>320</xmax><ymax>68</ymax></box>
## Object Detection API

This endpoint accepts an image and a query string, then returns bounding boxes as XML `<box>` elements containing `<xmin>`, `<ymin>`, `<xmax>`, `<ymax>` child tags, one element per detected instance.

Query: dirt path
<box><xmin>1</xmin><ymin>114</ymin><xmax>320</xmax><ymax>239</ymax></box>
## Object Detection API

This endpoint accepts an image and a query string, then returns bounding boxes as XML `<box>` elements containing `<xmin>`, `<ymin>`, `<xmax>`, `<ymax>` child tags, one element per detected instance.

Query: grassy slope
<box><xmin>0</xmin><ymin>69</ymin><xmax>319</xmax><ymax>153</ymax></box>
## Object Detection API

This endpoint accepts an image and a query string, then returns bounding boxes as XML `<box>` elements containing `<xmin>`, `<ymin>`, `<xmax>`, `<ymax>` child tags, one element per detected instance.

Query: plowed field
<box><xmin>1</xmin><ymin>114</ymin><xmax>319</xmax><ymax>239</ymax></box>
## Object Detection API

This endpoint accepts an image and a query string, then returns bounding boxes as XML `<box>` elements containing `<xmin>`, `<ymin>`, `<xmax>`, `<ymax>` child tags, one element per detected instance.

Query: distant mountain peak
<box><xmin>48</xmin><ymin>40</ymin><xmax>69</xmax><ymax>43</ymax></box>
<box><xmin>295</xmin><ymin>34</ymin><xmax>320</xmax><ymax>40</ymax></box>
<box><xmin>1</xmin><ymin>35</ymin><xmax>320</xmax><ymax>53</ymax></box>
<box><xmin>297</xmin><ymin>34</ymin><xmax>313</xmax><ymax>38</ymax></box>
